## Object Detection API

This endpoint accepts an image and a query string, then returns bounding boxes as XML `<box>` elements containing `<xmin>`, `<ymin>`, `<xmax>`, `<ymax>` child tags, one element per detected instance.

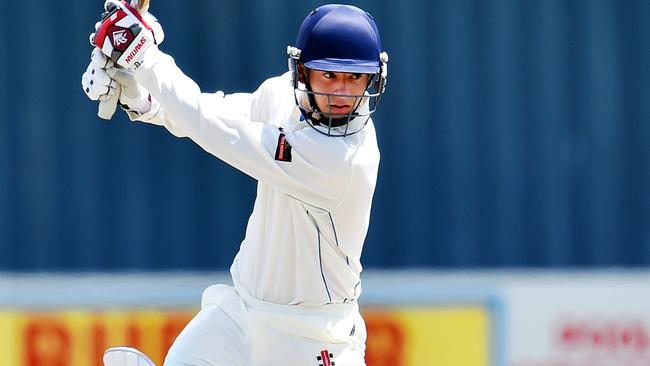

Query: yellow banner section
<box><xmin>0</xmin><ymin>310</ymin><xmax>193</xmax><ymax>366</ymax></box>
<box><xmin>364</xmin><ymin>306</ymin><xmax>490</xmax><ymax>366</ymax></box>
<box><xmin>0</xmin><ymin>306</ymin><xmax>489</xmax><ymax>366</ymax></box>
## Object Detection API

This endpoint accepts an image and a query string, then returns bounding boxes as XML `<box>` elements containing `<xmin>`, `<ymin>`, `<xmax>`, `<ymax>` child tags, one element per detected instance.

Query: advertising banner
<box><xmin>0</xmin><ymin>306</ymin><xmax>491</xmax><ymax>366</ymax></box>
<box><xmin>504</xmin><ymin>279</ymin><xmax>650</xmax><ymax>366</ymax></box>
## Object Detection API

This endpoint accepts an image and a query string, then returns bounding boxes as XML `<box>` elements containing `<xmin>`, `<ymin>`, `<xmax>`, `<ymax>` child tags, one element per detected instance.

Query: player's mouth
<box><xmin>329</xmin><ymin>104</ymin><xmax>352</xmax><ymax>114</ymax></box>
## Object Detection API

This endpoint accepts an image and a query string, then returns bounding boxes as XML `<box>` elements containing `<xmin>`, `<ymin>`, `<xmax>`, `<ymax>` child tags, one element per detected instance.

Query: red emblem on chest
<box><xmin>274</xmin><ymin>131</ymin><xmax>292</xmax><ymax>162</ymax></box>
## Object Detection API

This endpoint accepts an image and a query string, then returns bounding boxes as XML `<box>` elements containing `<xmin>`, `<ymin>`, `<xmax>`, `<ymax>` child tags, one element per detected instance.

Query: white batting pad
<box><xmin>103</xmin><ymin>347</ymin><xmax>156</xmax><ymax>366</ymax></box>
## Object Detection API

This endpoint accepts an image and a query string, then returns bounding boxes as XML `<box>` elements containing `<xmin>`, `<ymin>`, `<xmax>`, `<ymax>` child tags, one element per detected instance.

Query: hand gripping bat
<box><xmin>97</xmin><ymin>0</ymin><xmax>151</xmax><ymax>120</ymax></box>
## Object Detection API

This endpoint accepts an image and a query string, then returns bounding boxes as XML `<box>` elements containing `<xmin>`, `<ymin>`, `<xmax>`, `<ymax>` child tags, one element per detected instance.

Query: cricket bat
<box><xmin>97</xmin><ymin>0</ymin><xmax>151</xmax><ymax>120</ymax></box>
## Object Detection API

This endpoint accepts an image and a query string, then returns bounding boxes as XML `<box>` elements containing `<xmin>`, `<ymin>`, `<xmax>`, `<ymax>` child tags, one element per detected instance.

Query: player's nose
<box><xmin>332</xmin><ymin>79</ymin><xmax>354</xmax><ymax>95</ymax></box>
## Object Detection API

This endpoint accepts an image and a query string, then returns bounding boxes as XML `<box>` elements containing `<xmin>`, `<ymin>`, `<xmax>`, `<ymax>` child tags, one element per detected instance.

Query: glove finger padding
<box><xmin>82</xmin><ymin>56</ymin><xmax>118</xmax><ymax>101</ymax></box>
<box><xmin>92</xmin><ymin>68</ymin><xmax>115</xmax><ymax>94</ymax></box>
<box><xmin>104</xmin><ymin>0</ymin><xmax>120</xmax><ymax>12</ymax></box>
<box><xmin>91</xmin><ymin>48</ymin><xmax>113</xmax><ymax>68</ymax></box>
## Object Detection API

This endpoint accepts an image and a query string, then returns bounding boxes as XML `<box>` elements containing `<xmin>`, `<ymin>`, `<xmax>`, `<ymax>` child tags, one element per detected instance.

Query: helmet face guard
<box><xmin>288</xmin><ymin>49</ymin><xmax>388</xmax><ymax>137</ymax></box>
<box><xmin>288</xmin><ymin>5</ymin><xmax>388</xmax><ymax>137</ymax></box>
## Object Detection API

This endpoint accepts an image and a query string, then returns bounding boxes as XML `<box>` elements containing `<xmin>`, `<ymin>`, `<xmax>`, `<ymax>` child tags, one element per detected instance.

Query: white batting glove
<box><xmin>92</xmin><ymin>0</ymin><xmax>164</xmax><ymax>70</ymax></box>
<box><xmin>81</xmin><ymin>48</ymin><xmax>151</xmax><ymax>116</ymax></box>
<box><xmin>103</xmin><ymin>347</ymin><xmax>156</xmax><ymax>366</ymax></box>
<box><xmin>82</xmin><ymin>48</ymin><xmax>120</xmax><ymax>102</ymax></box>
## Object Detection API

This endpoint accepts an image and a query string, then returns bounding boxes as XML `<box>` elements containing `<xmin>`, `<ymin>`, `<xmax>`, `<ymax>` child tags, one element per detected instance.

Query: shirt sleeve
<box><xmin>132</xmin><ymin>49</ymin><xmax>352</xmax><ymax>210</ymax></box>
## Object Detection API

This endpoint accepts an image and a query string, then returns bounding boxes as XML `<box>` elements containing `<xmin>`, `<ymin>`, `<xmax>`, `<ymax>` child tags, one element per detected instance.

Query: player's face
<box><xmin>306</xmin><ymin>68</ymin><xmax>371</xmax><ymax>116</ymax></box>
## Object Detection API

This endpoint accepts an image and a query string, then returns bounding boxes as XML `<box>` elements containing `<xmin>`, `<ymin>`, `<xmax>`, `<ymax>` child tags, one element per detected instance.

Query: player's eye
<box><xmin>323</xmin><ymin>71</ymin><xmax>337</xmax><ymax>79</ymax></box>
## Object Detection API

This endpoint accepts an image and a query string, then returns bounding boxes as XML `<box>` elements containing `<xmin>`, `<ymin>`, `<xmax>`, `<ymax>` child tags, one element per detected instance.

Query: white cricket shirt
<box><xmin>132</xmin><ymin>49</ymin><xmax>380</xmax><ymax>306</ymax></box>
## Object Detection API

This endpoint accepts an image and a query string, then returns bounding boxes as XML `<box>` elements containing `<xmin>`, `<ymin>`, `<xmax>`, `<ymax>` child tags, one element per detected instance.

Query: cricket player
<box><xmin>82</xmin><ymin>1</ymin><xmax>388</xmax><ymax>365</ymax></box>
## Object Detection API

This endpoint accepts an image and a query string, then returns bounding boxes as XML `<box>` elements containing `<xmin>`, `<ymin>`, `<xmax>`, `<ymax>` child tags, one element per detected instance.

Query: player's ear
<box><xmin>297</xmin><ymin>63</ymin><xmax>307</xmax><ymax>84</ymax></box>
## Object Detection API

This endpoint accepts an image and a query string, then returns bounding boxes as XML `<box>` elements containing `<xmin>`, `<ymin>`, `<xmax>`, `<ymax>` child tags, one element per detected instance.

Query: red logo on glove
<box><xmin>93</xmin><ymin>0</ymin><xmax>156</xmax><ymax>69</ymax></box>
<box><xmin>108</xmin><ymin>26</ymin><xmax>134</xmax><ymax>52</ymax></box>
<box><xmin>112</xmin><ymin>29</ymin><xmax>129</xmax><ymax>46</ymax></box>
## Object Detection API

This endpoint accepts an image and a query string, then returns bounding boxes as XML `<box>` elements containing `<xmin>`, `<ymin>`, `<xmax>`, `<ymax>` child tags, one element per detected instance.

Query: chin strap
<box><xmin>301</xmin><ymin>107</ymin><xmax>351</xmax><ymax>128</ymax></box>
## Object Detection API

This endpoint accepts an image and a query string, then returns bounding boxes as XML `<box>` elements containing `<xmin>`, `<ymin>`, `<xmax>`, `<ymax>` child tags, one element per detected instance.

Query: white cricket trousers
<box><xmin>163</xmin><ymin>284</ymin><xmax>367</xmax><ymax>366</ymax></box>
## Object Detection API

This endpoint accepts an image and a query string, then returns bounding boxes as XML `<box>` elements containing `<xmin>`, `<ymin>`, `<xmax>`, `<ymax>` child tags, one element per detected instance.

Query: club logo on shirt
<box><xmin>274</xmin><ymin>128</ymin><xmax>292</xmax><ymax>162</ymax></box>
<box><xmin>316</xmin><ymin>349</ymin><xmax>335</xmax><ymax>366</ymax></box>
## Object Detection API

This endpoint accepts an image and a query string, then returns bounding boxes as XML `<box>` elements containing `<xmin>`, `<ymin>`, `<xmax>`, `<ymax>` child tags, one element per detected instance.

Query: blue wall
<box><xmin>0</xmin><ymin>0</ymin><xmax>648</xmax><ymax>270</ymax></box>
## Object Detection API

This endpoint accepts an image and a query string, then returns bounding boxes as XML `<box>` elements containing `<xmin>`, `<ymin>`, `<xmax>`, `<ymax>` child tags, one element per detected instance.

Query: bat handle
<box><xmin>130</xmin><ymin>0</ymin><xmax>150</xmax><ymax>12</ymax></box>
<box><xmin>97</xmin><ymin>84</ymin><xmax>121</xmax><ymax>120</ymax></box>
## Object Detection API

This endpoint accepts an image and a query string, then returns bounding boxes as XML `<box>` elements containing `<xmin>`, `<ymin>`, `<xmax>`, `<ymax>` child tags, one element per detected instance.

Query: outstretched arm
<box><xmin>91</xmin><ymin>0</ymin><xmax>352</xmax><ymax>209</ymax></box>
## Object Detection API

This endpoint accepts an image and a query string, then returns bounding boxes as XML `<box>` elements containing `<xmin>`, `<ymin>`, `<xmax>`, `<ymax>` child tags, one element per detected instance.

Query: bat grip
<box><xmin>97</xmin><ymin>84</ymin><xmax>121</xmax><ymax>120</ymax></box>
<box><xmin>130</xmin><ymin>0</ymin><xmax>150</xmax><ymax>12</ymax></box>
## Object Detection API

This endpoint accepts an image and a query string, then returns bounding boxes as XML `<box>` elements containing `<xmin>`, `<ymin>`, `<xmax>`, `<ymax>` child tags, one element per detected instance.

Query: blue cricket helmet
<box><xmin>287</xmin><ymin>4</ymin><xmax>389</xmax><ymax>137</ymax></box>
<box><xmin>295</xmin><ymin>4</ymin><xmax>382</xmax><ymax>74</ymax></box>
